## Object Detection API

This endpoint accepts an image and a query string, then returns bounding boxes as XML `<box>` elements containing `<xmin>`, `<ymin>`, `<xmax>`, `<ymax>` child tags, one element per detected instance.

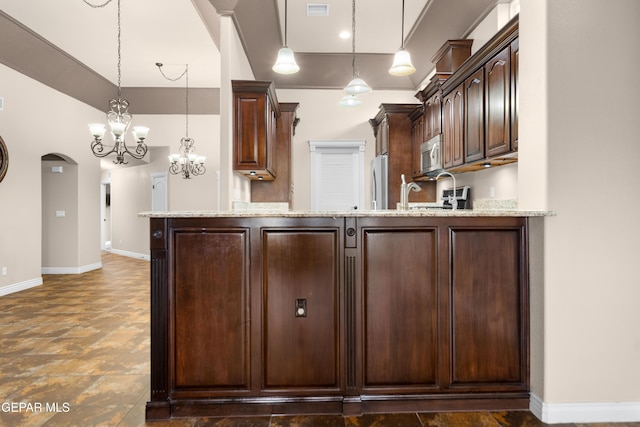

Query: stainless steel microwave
<box><xmin>420</xmin><ymin>134</ymin><xmax>443</xmax><ymax>174</ymax></box>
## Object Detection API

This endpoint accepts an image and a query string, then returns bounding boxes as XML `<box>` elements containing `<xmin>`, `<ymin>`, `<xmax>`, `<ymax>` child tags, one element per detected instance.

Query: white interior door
<box><xmin>309</xmin><ymin>140</ymin><xmax>365</xmax><ymax>211</ymax></box>
<box><xmin>100</xmin><ymin>180</ymin><xmax>111</xmax><ymax>250</ymax></box>
<box><xmin>151</xmin><ymin>172</ymin><xmax>168</xmax><ymax>212</ymax></box>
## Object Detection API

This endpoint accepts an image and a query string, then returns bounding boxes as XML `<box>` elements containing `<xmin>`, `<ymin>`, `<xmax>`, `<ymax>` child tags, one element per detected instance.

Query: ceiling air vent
<box><xmin>307</xmin><ymin>4</ymin><xmax>329</xmax><ymax>16</ymax></box>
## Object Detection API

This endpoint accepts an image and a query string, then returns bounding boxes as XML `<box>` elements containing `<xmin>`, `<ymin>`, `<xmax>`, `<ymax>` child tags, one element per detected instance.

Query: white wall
<box><xmin>220</xmin><ymin>15</ymin><xmax>255</xmax><ymax>209</ymax></box>
<box><xmin>0</xmin><ymin>64</ymin><xmax>103</xmax><ymax>295</ymax></box>
<box><xmin>41</xmin><ymin>159</ymin><xmax>79</xmax><ymax>270</ymax></box>
<box><xmin>277</xmin><ymin>89</ymin><xmax>418</xmax><ymax>210</ymax></box>
<box><xmin>520</xmin><ymin>0</ymin><xmax>640</xmax><ymax>422</ymax></box>
<box><xmin>106</xmin><ymin>114</ymin><xmax>219</xmax><ymax>258</ymax></box>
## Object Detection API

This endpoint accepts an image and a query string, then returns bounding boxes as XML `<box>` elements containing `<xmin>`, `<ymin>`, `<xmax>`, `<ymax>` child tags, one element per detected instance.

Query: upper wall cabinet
<box><xmin>232</xmin><ymin>80</ymin><xmax>281</xmax><ymax>180</ymax></box>
<box><xmin>485</xmin><ymin>46</ymin><xmax>511</xmax><ymax>158</ymax></box>
<box><xmin>438</xmin><ymin>16</ymin><xmax>519</xmax><ymax>172</ymax></box>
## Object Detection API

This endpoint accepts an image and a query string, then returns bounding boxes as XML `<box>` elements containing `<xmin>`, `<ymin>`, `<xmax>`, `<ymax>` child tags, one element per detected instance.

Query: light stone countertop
<box><xmin>139</xmin><ymin>209</ymin><xmax>554</xmax><ymax>218</ymax></box>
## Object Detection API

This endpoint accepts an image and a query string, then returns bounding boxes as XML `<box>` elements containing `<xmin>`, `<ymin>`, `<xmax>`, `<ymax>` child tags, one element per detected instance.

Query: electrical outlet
<box><xmin>2</xmin><ymin>266</ymin><xmax>7</xmax><ymax>276</ymax></box>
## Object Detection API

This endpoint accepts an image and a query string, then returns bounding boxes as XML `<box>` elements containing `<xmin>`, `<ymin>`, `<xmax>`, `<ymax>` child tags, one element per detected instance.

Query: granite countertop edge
<box><xmin>139</xmin><ymin>209</ymin><xmax>555</xmax><ymax>218</ymax></box>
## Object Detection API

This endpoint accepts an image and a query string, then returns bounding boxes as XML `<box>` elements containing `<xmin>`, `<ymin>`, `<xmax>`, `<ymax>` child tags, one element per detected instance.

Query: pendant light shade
<box><xmin>273</xmin><ymin>0</ymin><xmax>299</xmax><ymax>74</ymax></box>
<box><xmin>389</xmin><ymin>0</ymin><xmax>416</xmax><ymax>76</ymax></box>
<box><xmin>344</xmin><ymin>77</ymin><xmax>371</xmax><ymax>95</ymax></box>
<box><xmin>273</xmin><ymin>46</ymin><xmax>300</xmax><ymax>74</ymax></box>
<box><xmin>389</xmin><ymin>48</ymin><xmax>416</xmax><ymax>76</ymax></box>
<box><xmin>338</xmin><ymin>94</ymin><xmax>362</xmax><ymax>108</ymax></box>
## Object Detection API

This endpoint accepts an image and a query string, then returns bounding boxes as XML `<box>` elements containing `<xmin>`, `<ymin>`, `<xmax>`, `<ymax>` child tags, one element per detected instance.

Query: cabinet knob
<box><xmin>346</xmin><ymin>228</ymin><xmax>356</xmax><ymax>237</ymax></box>
<box><xmin>153</xmin><ymin>230</ymin><xmax>163</xmax><ymax>239</ymax></box>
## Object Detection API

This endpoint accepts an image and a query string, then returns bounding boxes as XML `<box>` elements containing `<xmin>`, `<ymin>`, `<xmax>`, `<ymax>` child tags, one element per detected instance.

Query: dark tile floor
<box><xmin>1</xmin><ymin>253</ymin><xmax>639</xmax><ymax>426</ymax></box>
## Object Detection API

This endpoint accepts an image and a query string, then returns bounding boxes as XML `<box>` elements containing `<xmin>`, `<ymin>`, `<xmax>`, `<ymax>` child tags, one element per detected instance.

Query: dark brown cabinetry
<box><xmin>232</xmin><ymin>80</ymin><xmax>280</xmax><ymax>180</ymax></box>
<box><xmin>464</xmin><ymin>68</ymin><xmax>485</xmax><ymax>163</ymax></box>
<box><xmin>442</xmin><ymin>84</ymin><xmax>465</xmax><ymax>168</ymax></box>
<box><xmin>485</xmin><ymin>46</ymin><xmax>511</xmax><ymax>158</ymax></box>
<box><xmin>370</xmin><ymin>104</ymin><xmax>435</xmax><ymax>206</ymax></box>
<box><xmin>360</xmin><ymin>225</ymin><xmax>439</xmax><ymax>392</ymax></box>
<box><xmin>511</xmin><ymin>38</ymin><xmax>519</xmax><ymax>151</ymax></box>
<box><xmin>262</xmin><ymin>229</ymin><xmax>342</xmax><ymax>391</ymax></box>
<box><xmin>356</xmin><ymin>216</ymin><xmax>529</xmax><ymax>406</ymax></box>
<box><xmin>438</xmin><ymin>16</ymin><xmax>519</xmax><ymax>172</ymax></box>
<box><xmin>424</xmin><ymin>93</ymin><xmax>442</xmax><ymax>140</ymax></box>
<box><xmin>147</xmin><ymin>215</ymin><xmax>530</xmax><ymax>419</ymax></box>
<box><xmin>251</xmin><ymin>103</ymin><xmax>299</xmax><ymax>206</ymax></box>
<box><xmin>409</xmin><ymin>108</ymin><xmax>424</xmax><ymax>178</ymax></box>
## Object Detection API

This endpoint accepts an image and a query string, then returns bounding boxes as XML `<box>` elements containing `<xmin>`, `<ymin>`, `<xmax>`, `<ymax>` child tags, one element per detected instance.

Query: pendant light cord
<box><xmin>157</xmin><ymin>64</ymin><xmax>190</xmax><ymax>137</ymax></box>
<box><xmin>400</xmin><ymin>0</ymin><xmax>405</xmax><ymax>49</ymax></box>
<box><xmin>351</xmin><ymin>0</ymin><xmax>356</xmax><ymax>78</ymax></box>
<box><xmin>284</xmin><ymin>0</ymin><xmax>289</xmax><ymax>47</ymax></box>
<box><xmin>116</xmin><ymin>0</ymin><xmax>121</xmax><ymax>98</ymax></box>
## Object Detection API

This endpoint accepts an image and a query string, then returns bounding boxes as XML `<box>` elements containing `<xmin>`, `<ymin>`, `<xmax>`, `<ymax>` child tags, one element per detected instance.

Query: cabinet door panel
<box><xmin>263</xmin><ymin>230</ymin><xmax>341</xmax><ymax>390</ymax></box>
<box><xmin>362</xmin><ymin>228</ymin><xmax>438</xmax><ymax>389</ymax></box>
<box><xmin>511</xmin><ymin>39</ymin><xmax>519</xmax><ymax>150</ymax></box>
<box><xmin>442</xmin><ymin>95</ymin><xmax>454</xmax><ymax>168</ymax></box>
<box><xmin>431</xmin><ymin>94</ymin><xmax>442</xmax><ymax>137</ymax></box>
<box><xmin>450</xmin><ymin>228</ymin><xmax>524</xmax><ymax>386</ymax></box>
<box><xmin>174</xmin><ymin>230</ymin><xmax>250</xmax><ymax>390</ymax></box>
<box><xmin>451</xmin><ymin>88</ymin><xmax>464</xmax><ymax>166</ymax></box>
<box><xmin>235</xmin><ymin>96</ymin><xmax>265</xmax><ymax>168</ymax></box>
<box><xmin>464</xmin><ymin>69</ymin><xmax>485</xmax><ymax>163</ymax></box>
<box><xmin>411</xmin><ymin>115</ymin><xmax>424</xmax><ymax>178</ymax></box>
<box><xmin>485</xmin><ymin>47</ymin><xmax>511</xmax><ymax>158</ymax></box>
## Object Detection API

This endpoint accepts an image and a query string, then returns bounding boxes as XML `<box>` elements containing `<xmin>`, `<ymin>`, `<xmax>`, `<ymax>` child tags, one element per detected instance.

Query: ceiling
<box><xmin>0</xmin><ymin>0</ymin><xmax>501</xmax><ymax>112</ymax></box>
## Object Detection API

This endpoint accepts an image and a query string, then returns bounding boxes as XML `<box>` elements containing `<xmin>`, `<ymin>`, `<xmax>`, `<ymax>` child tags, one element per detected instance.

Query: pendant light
<box><xmin>389</xmin><ymin>0</ymin><xmax>416</xmax><ymax>76</ymax></box>
<box><xmin>273</xmin><ymin>0</ymin><xmax>300</xmax><ymax>74</ymax></box>
<box><xmin>339</xmin><ymin>0</ymin><xmax>371</xmax><ymax>107</ymax></box>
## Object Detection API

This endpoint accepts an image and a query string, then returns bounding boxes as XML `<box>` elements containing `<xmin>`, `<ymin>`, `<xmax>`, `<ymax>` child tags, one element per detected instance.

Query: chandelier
<box><xmin>157</xmin><ymin>63</ymin><xmax>206</xmax><ymax>179</ymax></box>
<box><xmin>339</xmin><ymin>0</ymin><xmax>371</xmax><ymax>108</ymax></box>
<box><xmin>86</xmin><ymin>0</ymin><xmax>149</xmax><ymax>164</ymax></box>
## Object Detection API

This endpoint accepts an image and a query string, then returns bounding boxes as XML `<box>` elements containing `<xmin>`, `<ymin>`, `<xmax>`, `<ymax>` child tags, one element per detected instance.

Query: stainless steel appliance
<box><xmin>370</xmin><ymin>154</ymin><xmax>388</xmax><ymax>210</ymax></box>
<box><xmin>420</xmin><ymin>134</ymin><xmax>443</xmax><ymax>175</ymax></box>
<box><xmin>442</xmin><ymin>186</ymin><xmax>472</xmax><ymax>209</ymax></box>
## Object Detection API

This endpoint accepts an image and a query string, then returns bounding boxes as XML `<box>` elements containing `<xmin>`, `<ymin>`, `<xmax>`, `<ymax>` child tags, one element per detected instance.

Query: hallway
<box><xmin>0</xmin><ymin>253</ymin><xmax>637</xmax><ymax>426</ymax></box>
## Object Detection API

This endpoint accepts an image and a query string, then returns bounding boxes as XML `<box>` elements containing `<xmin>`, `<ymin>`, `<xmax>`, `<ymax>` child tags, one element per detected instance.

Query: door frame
<box><xmin>100</xmin><ymin>178</ymin><xmax>111</xmax><ymax>250</ymax></box>
<box><xmin>309</xmin><ymin>139</ymin><xmax>366</xmax><ymax>210</ymax></box>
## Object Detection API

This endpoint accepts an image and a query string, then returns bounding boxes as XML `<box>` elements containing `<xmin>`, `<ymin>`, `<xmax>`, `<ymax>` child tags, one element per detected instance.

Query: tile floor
<box><xmin>0</xmin><ymin>252</ymin><xmax>638</xmax><ymax>426</ymax></box>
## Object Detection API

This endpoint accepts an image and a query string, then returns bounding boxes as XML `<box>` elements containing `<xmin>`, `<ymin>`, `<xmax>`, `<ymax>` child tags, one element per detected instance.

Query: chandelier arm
<box><xmin>168</xmin><ymin>162</ymin><xmax>181</xmax><ymax>176</ymax></box>
<box><xmin>132</xmin><ymin>142</ymin><xmax>149</xmax><ymax>158</ymax></box>
<box><xmin>91</xmin><ymin>140</ymin><xmax>119</xmax><ymax>158</ymax></box>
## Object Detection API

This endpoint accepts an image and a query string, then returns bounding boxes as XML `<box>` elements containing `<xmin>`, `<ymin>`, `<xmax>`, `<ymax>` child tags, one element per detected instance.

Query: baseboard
<box><xmin>41</xmin><ymin>262</ymin><xmax>102</xmax><ymax>275</ymax></box>
<box><xmin>530</xmin><ymin>393</ymin><xmax>640</xmax><ymax>423</ymax></box>
<box><xmin>109</xmin><ymin>248</ymin><xmax>150</xmax><ymax>261</ymax></box>
<box><xmin>0</xmin><ymin>277</ymin><xmax>43</xmax><ymax>296</ymax></box>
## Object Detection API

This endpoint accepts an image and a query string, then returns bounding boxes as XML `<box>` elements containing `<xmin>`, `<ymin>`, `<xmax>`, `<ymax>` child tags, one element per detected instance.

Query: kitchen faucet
<box><xmin>435</xmin><ymin>171</ymin><xmax>457</xmax><ymax>210</ymax></box>
<box><xmin>399</xmin><ymin>174</ymin><xmax>422</xmax><ymax>210</ymax></box>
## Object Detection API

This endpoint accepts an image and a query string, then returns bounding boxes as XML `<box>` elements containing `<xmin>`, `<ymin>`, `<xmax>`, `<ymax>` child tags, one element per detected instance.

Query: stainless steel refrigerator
<box><xmin>370</xmin><ymin>154</ymin><xmax>388</xmax><ymax>210</ymax></box>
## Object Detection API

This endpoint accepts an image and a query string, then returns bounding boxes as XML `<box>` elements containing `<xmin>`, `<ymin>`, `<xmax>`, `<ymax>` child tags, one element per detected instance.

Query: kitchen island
<box><xmin>140</xmin><ymin>209</ymin><xmax>549</xmax><ymax>420</ymax></box>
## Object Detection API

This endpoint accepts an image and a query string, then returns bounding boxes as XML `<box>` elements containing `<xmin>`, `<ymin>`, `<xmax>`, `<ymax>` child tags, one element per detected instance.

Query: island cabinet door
<box><xmin>171</xmin><ymin>227</ymin><xmax>251</xmax><ymax>395</ymax></box>
<box><xmin>358</xmin><ymin>222</ymin><xmax>439</xmax><ymax>393</ymax></box>
<box><xmin>261</xmin><ymin>227</ymin><xmax>343</xmax><ymax>394</ymax></box>
<box><xmin>446</xmin><ymin>223</ymin><xmax>529</xmax><ymax>392</ymax></box>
